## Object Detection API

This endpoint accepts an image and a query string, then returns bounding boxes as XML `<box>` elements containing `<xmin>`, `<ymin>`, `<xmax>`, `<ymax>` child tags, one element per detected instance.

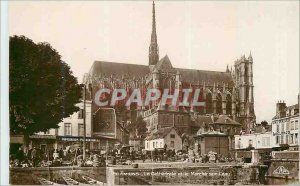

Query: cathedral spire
<box><xmin>149</xmin><ymin>1</ymin><xmax>159</xmax><ymax>66</ymax></box>
<box><xmin>152</xmin><ymin>1</ymin><xmax>157</xmax><ymax>44</ymax></box>
<box><xmin>248</xmin><ymin>51</ymin><xmax>253</xmax><ymax>62</ymax></box>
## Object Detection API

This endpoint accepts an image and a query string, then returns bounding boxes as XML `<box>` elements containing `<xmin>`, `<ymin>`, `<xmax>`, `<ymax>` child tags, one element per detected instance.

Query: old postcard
<box><xmin>1</xmin><ymin>0</ymin><xmax>299</xmax><ymax>185</ymax></box>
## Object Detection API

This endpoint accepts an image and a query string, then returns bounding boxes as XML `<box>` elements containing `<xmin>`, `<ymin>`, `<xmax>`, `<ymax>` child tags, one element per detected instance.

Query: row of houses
<box><xmin>10</xmin><ymin>101</ymin><xmax>130</xmax><ymax>152</ymax></box>
<box><xmin>143</xmin><ymin>114</ymin><xmax>242</xmax><ymax>156</ymax></box>
<box><xmin>235</xmin><ymin>97</ymin><xmax>299</xmax><ymax>153</ymax></box>
<box><xmin>143</xmin><ymin>96</ymin><xmax>299</xmax><ymax>157</ymax></box>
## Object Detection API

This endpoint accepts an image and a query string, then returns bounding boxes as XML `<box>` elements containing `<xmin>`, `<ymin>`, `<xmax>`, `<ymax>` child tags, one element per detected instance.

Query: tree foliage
<box><xmin>127</xmin><ymin>116</ymin><xmax>147</xmax><ymax>138</ymax></box>
<box><xmin>10</xmin><ymin>35</ymin><xmax>83</xmax><ymax>135</ymax></box>
<box><xmin>261</xmin><ymin>120</ymin><xmax>268</xmax><ymax>127</ymax></box>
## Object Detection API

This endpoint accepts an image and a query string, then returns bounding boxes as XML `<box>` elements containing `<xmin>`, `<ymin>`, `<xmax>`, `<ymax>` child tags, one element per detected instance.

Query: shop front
<box><xmin>56</xmin><ymin>136</ymin><xmax>101</xmax><ymax>150</ymax></box>
<box><xmin>29</xmin><ymin>135</ymin><xmax>57</xmax><ymax>152</ymax></box>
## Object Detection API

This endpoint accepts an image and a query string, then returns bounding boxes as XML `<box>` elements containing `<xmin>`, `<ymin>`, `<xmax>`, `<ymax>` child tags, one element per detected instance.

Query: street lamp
<box><xmin>83</xmin><ymin>83</ymin><xmax>92</xmax><ymax>160</ymax></box>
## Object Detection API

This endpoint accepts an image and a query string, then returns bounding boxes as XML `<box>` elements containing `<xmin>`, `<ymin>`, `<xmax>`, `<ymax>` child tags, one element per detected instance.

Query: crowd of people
<box><xmin>9</xmin><ymin>146</ymin><xmax>104</xmax><ymax>168</ymax></box>
<box><xmin>10</xmin><ymin>145</ymin><xmax>238</xmax><ymax>168</ymax></box>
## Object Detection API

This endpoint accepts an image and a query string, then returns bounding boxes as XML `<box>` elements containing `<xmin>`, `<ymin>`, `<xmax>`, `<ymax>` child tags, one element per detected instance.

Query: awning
<box><xmin>57</xmin><ymin>136</ymin><xmax>101</xmax><ymax>142</ymax></box>
<box><xmin>10</xmin><ymin>135</ymin><xmax>24</xmax><ymax>144</ymax></box>
<box><xmin>30</xmin><ymin>135</ymin><xmax>56</xmax><ymax>139</ymax></box>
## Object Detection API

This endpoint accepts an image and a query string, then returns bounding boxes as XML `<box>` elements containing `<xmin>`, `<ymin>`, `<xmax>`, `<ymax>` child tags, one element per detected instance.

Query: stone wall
<box><xmin>266</xmin><ymin>160</ymin><xmax>299</xmax><ymax>180</ymax></box>
<box><xmin>107</xmin><ymin>164</ymin><xmax>263</xmax><ymax>185</ymax></box>
<box><xmin>265</xmin><ymin>151</ymin><xmax>299</xmax><ymax>185</ymax></box>
<box><xmin>10</xmin><ymin>167</ymin><xmax>106</xmax><ymax>185</ymax></box>
<box><xmin>272</xmin><ymin>151</ymin><xmax>299</xmax><ymax>159</ymax></box>
<box><xmin>10</xmin><ymin>163</ymin><xmax>269</xmax><ymax>185</ymax></box>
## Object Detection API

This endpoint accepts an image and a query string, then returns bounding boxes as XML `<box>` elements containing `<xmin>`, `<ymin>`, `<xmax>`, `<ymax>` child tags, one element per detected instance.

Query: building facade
<box><xmin>31</xmin><ymin>101</ymin><xmax>95</xmax><ymax>150</ymax></box>
<box><xmin>145</xmin><ymin>127</ymin><xmax>182</xmax><ymax>151</ymax></box>
<box><xmin>82</xmin><ymin>1</ymin><xmax>256</xmax><ymax>144</ymax></box>
<box><xmin>234</xmin><ymin>131</ymin><xmax>273</xmax><ymax>150</ymax></box>
<box><xmin>34</xmin><ymin>101</ymin><xmax>129</xmax><ymax>151</ymax></box>
<box><xmin>271</xmin><ymin>99</ymin><xmax>299</xmax><ymax>151</ymax></box>
<box><xmin>194</xmin><ymin>115</ymin><xmax>241</xmax><ymax>156</ymax></box>
<box><xmin>195</xmin><ymin>132</ymin><xmax>230</xmax><ymax>157</ymax></box>
<box><xmin>143</xmin><ymin>108</ymin><xmax>191</xmax><ymax>135</ymax></box>
<box><xmin>129</xmin><ymin>138</ymin><xmax>145</xmax><ymax>151</ymax></box>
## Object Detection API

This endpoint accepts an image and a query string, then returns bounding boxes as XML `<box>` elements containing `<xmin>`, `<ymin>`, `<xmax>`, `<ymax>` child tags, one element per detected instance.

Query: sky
<box><xmin>9</xmin><ymin>1</ymin><xmax>299</xmax><ymax>123</ymax></box>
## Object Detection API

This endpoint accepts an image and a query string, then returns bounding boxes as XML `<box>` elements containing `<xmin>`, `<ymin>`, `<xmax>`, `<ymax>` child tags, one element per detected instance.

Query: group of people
<box><xmin>10</xmin><ymin>145</ymin><xmax>237</xmax><ymax>168</ymax></box>
<box><xmin>9</xmin><ymin>146</ymin><xmax>94</xmax><ymax>168</ymax></box>
<box><xmin>10</xmin><ymin>146</ymin><xmax>43</xmax><ymax>167</ymax></box>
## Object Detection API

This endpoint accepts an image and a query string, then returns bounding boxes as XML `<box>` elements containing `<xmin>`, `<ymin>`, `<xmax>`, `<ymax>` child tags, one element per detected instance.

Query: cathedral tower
<box><xmin>234</xmin><ymin>52</ymin><xmax>255</xmax><ymax>130</ymax></box>
<box><xmin>149</xmin><ymin>1</ymin><xmax>159</xmax><ymax>66</ymax></box>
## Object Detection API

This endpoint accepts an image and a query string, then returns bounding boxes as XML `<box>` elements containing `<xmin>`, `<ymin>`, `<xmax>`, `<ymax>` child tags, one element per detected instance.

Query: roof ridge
<box><xmin>176</xmin><ymin>67</ymin><xmax>231</xmax><ymax>74</ymax></box>
<box><xmin>94</xmin><ymin>60</ymin><xmax>148</xmax><ymax>67</ymax></box>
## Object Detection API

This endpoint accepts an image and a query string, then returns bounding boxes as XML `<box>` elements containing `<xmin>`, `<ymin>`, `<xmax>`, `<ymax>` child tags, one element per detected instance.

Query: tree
<box><xmin>10</xmin><ymin>35</ymin><xmax>83</xmax><ymax>135</ymax></box>
<box><xmin>181</xmin><ymin>133</ymin><xmax>195</xmax><ymax>151</ymax></box>
<box><xmin>127</xmin><ymin>116</ymin><xmax>147</xmax><ymax>138</ymax></box>
<box><xmin>261</xmin><ymin>120</ymin><xmax>268</xmax><ymax>128</ymax></box>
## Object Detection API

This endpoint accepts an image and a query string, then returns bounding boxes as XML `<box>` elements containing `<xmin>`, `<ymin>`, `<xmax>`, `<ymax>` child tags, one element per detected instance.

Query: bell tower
<box><xmin>234</xmin><ymin>52</ymin><xmax>256</xmax><ymax>130</ymax></box>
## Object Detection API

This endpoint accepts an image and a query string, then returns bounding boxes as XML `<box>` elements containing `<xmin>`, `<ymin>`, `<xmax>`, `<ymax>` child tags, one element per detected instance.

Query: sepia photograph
<box><xmin>1</xmin><ymin>0</ymin><xmax>299</xmax><ymax>185</ymax></box>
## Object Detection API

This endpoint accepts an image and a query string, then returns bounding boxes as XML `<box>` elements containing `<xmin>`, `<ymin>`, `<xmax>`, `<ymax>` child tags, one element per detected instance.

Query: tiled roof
<box><xmin>176</xmin><ymin>68</ymin><xmax>234</xmax><ymax>86</ymax></box>
<box><xmin>145</xmin><ymin>126</ymin><xmax>180</xmax><ymax>140</ymax></box>
<box><xmin>196</xmin><ymin>130</ymin><xmax>227</xmax><ymax>136</ymax></box>
<box><xmin>153</xmin><ymin>55</ymin><xmax>175</xmax><ymax>73</ymax></box>
<box><xmin>191</xmin><ymin>115</ymin><xmax>215</xmax><ymax>127</ymax></box>
<box><xmin>252</xmin><ymin>125</ymin><xmax>271</xmax><ymax>133</ymax></box>
<box><xmin>89</xmin><ymin>61</ymin><xmax>150</xmax><ymax>78</ymax></box>
<box><xmin>213</xmin><ymin>115</ymin><xmax>241</xmax><ymax>125</ymax></box>
<box><xmin>286</xmin><ymin>104</ymin><xmax>299</xmax><ymax>110</ymax></box>
<box><xmin>89</xmin><ymin>58</ymin><xmax>234</xmax><ymax>85</ymax></box>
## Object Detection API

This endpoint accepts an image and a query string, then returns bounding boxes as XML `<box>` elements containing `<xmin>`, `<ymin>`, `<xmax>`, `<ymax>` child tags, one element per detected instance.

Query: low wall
<box><xmin>10</xmin><ymin>163</ymin><xmax>270</xmax><ymax>185</ymax></box>
<box><xmin>107</xmin><ymin>164</ymin><xmax>265</xmax><ymax>185</ymax></box>
<box><xmin>10</xmin><ymin>167</ymin><xmax>106</xmax><ymax>185</ymax></box>
<box><xmin>137</xmin><ymin>162</ymin><xmax>240</xmax><ymax>169</ymax></box>
<box><xmin>265</xmin><ymin>151</ymin><xmax>299</xmax><ymax>185</ymax></box>
<box><xmin>272</xmin><ymin>151</ymin><xmax>299</xmax><ymax>160</ymax></box>
<box><xmin>266</xmin><ymin>160</ymin><xmax>299</xmax><ymax>179</ymax></box>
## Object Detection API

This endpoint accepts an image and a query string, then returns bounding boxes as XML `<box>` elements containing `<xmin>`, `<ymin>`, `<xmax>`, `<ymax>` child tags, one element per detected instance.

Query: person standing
<box><xmin>141</xmin><ymin>152</ymin><xmax>145</xmax><ymax>163</ymax></box>
<box><xmin>16</xmin><ymin>147</ymin><xmax>24</xmax><ymax>162</ymax></box>
<box><xmin>53</xmin><ymin>149</ymin><xmax>59</xmax><ymax>160</ymax></box>
<box><xmin>159</xmin><ymin>151</ymin><xmax>163</xmax><ymax>163</ymax></box>
<box><xmin>131</xmin><ymin>151</ymin><xmax>135</xmax><ymax>163</ymax></box>
<box><xmin>31</xmin><ymin>147</ymin><xmax>37</xmax><ymax>167</ymax></box>
<box><xmin>154</xmin><ymin>148</ymin><xmax>158</xmax><ymax>162</ymax></box>
<box><xmin>59</xmin><ymin>148</ymin><xmax>64</xmax><ymax>159</ymax></box>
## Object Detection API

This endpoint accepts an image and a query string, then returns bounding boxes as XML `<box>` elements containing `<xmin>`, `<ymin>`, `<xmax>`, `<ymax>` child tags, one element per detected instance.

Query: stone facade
<box><xmin>115</xmin><ymin>122</ymin><xmax>130</xmax><ymax>145</ymax></box>
<box><xmin>143</xmin><ymin>109</ymin><xmax>190</xmax><ymax>135</ymax></box>
<box><xmin>193</xmin><ymin>115</ymin><xmax>241</xmax><ymax>156</ymax></box>
<box><xmin>195</xmin><ymin>134</ymin><xmax>230</xmax><ymax>156</ymax></box>
<box><xmin>83</xmin><ymin>1</ymin><xmax>256</xmax><ymax>138</ymax></box>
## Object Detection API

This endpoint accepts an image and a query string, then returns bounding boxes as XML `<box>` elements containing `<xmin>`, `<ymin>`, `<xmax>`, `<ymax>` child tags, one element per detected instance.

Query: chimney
<box><xmin>276</xmin><ymin>101</ymin><xmax>286</xmax><ymax>118</ymax></box>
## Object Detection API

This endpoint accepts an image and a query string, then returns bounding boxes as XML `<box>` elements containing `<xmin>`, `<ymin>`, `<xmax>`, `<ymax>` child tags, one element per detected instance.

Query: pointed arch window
<box><xmin>206</xmin><ymin>93</ymin><xmax>213</xmax><ymax>114</ymax></box>
<box><xmin>216</xmin><ymin>93</ymin><xmax>222</xmax><ymax>114</ymax></box>
<box><xmin>226</xmin><ymin>94</ymin><xmax>232</xmax><ymax>115</ymax></box>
